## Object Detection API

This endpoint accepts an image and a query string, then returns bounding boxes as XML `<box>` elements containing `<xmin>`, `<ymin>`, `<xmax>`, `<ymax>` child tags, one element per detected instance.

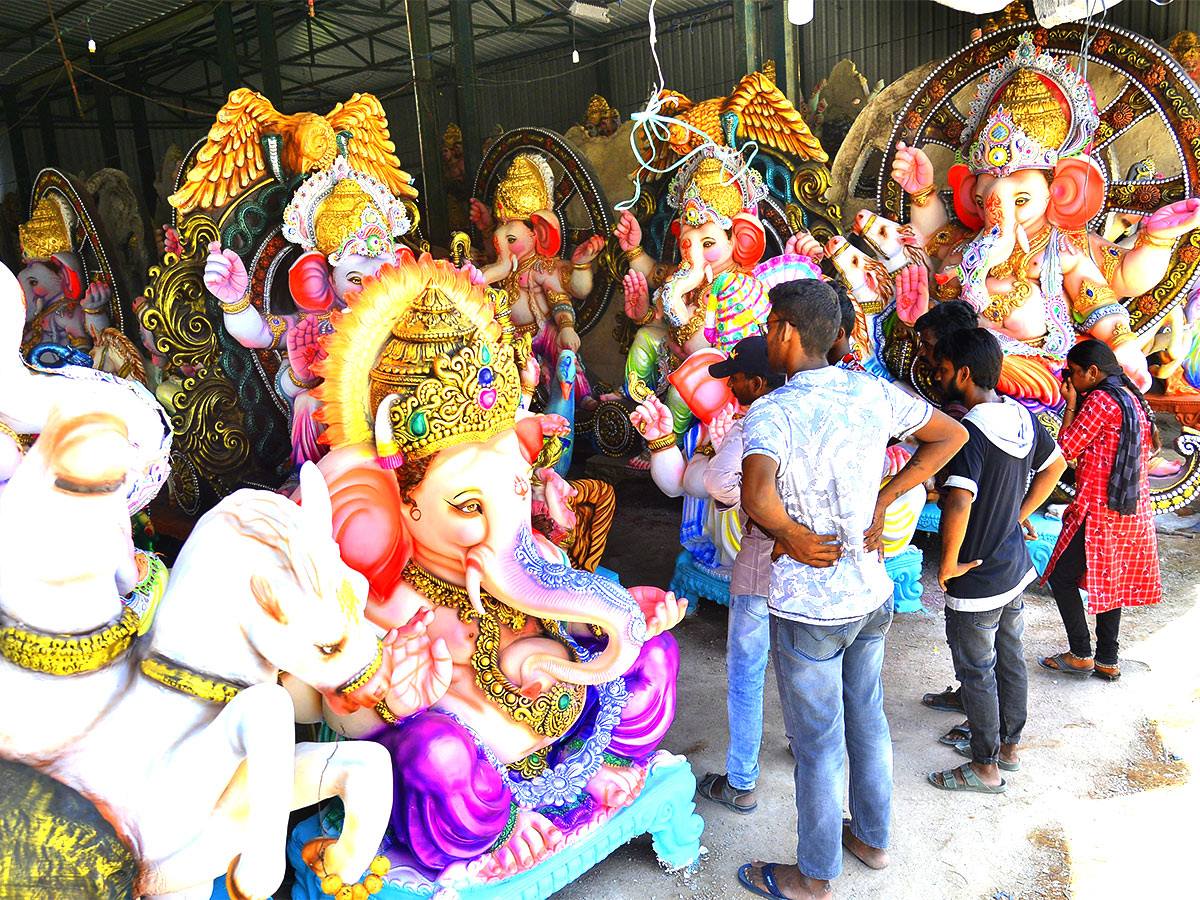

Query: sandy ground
<box><xmin>548</xmin><ymin>479</ymin><xmax>1200</xmax><ymax>900</ymax></box>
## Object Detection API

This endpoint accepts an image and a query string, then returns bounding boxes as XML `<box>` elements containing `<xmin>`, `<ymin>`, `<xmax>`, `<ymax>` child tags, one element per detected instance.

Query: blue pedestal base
<box><xmin>668</xmin><ymin>551</ymin><xmax>731</xmax><ymax>610</ymax></box>
<box><xmin>670</xmin><ymin>547</ymin><xmax>926</xmax><ymax>613</ymax></box>
<box><xmin>885</xmin><ymin>545</ymin><xmax>924</xmax><ymax>612</ymax></box>
<box><xmin>287</xmin><ymin>752</ymin><xmax>705</xmax><ymax>900</ymax></box>
<box><xmin>915</xmin><ymin>503</ymin><xmax>1062</xmax><ymax>577</ymax></box>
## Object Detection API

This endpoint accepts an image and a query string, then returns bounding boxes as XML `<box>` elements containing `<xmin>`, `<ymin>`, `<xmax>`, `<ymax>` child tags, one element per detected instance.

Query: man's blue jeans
<box><xmin>726</xmin><ymin>594</ymin><xmax>771</xmax><ymax>791</ymax></box>
<box><xmin>771</xmin><ymin>601</ymin><xmax>893</xmax><ymax>881</ymax></box>
<box><xmin>944</xmin><ymin>596</ymin><xmax>1028</xmax><ymax>765</ymax></box>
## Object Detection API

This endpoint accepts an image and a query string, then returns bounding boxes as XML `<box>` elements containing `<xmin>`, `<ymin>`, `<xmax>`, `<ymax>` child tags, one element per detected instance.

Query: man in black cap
<box><xmin>696</xmin><ymin>335</ymin><xmax>784</xmax><ymax>814</ymax></box>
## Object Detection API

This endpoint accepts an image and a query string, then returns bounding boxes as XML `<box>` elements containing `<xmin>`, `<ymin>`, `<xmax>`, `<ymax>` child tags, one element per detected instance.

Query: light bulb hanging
<box><xmin>572</xmin><ymin>48</ymin><xmax>580</xmax><ymax>63</ymax></box>
<box><xmin>86</xmin><ymin>16</ymin><xmax>96</xmax><ymax>53</ymax></box>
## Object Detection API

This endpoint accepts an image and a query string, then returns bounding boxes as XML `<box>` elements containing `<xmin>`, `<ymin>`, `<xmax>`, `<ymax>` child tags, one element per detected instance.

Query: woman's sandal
<box><xmin>938</xmin><ymin>721</ymin><xmax>972</xmax><ymax>746</ymax></box>
<box><xmin>1038</xmin><ymin>652</ymin><xmax>1094</xmax><ymax>677</ymax></box>
<box><xmin>697</xmin><ymin>772</ymin><xmax>758</xmax><ymax>814</ymax></box>
<box><xmin>1093</xmin><ymin>661</ymin><xmax>1121</xmax><ymax>681</ymax></box>
<box><xmin>952</xmin><ymin>741</ymin><xmax>1021</xmax><ymax>771</ymax></box>
<box><xmin>927</xmin><ymin>764</ymin><xmax>1006</xmax><ymax>794</ymax></box>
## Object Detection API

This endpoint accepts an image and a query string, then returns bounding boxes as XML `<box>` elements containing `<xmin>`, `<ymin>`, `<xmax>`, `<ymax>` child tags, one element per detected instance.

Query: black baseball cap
<box><xmin>708</xmin><ymin>335</ymin><xmax>772</xmax><ymax>380</ymax></box>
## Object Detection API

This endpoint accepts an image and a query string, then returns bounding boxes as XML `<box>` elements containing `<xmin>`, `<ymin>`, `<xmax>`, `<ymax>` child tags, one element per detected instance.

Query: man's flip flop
<box><xmin>1038</xmin><ymin>653</ymin><xmax>1094</xmax><ymax>677</ymax></box>
<box><xmin>937</xmin><ymin>722</ymin><xmax>971</xmax><ymax>746</ymax></box>
<box><xmin>921</xmin><ymin>686</ymin><xmax>964</xmax><ymax>712</ymax></box>
<box><xmin>952</xmin><ymin>741</ymin><xmax>1021</xmax><ymax>771</ymax></box>
<box><xmin>697</xmin><ymin>773</ymin><xmax>757</xmax><ymax>814</ymax></box>
<box><xmin>738</xmin><ymin>862</ymin><xmax>788</xmax><ymax>899</ymax></box>
<box><xmin>928</xmin><ymin>764</ymin><xmax>1006</xmax><ymax>793</ymax></box>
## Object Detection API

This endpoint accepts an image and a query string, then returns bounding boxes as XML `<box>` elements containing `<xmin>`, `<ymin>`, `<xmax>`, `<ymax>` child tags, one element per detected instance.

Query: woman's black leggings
<box><xmin>1047</xmin><ymin>526</ymin><xmax>1121</xmax><ymax>665</ymax></box>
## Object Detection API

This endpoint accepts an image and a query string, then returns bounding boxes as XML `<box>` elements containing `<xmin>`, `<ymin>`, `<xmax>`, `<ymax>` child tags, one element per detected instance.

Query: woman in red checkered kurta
<box><xmin>1039</xmin><ymin>340</ymin><xmax>1160</xmax><ymax>682</ymax></box>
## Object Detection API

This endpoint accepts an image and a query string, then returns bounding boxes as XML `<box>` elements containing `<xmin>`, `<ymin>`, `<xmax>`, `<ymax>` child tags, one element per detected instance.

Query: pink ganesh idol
<box><xmin>278</xmin><ymin>253</ymin><xmax>693</xmax><ymax>889</ymax></box>
<box><xmin>890</xmin><ymin>33</ymin><xmax>1200</xmax><ymax>392</ymax></box>
<box><xmin>203</xmin><ymin>156</ymin><xmax>413</xmax><ymax>466</ymax></box>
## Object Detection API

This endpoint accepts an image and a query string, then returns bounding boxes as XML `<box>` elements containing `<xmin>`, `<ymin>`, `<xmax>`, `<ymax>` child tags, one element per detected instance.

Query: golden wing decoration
<box><xmin>327</xmin><ymin>93</ymin><xmax>419</xmax><ymax>201</ymax></box>
<box><xmin>725</xmin><ymin>71</ymin><xmax>828</xmax><ymax>164</ymax></box>
<box><xmin>169</xmin><ymin>88</ymin><xmax>281</xmax><ymax>215</ymax></box>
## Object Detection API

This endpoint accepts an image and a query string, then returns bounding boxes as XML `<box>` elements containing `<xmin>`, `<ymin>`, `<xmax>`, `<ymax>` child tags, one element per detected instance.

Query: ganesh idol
<box><xmin>890</xmin><ymin>34</ymin><xmax>1200</xmax><ymax>393</ymax></box>
<box><xmin>16</xmin><ymin>195</ymin><xmax>115</xmax><ymax>363</ymax></box>
<box><xmin>280</xmin><ymin>252</ymin><xmax>689</xmax><ymax>885</ymax></box>
<box><xmin>203</xmin><ymin>155</ymin><xmax>413</xmax><ymax>465</ymax></box>
<box><xmin>469</xmin><ymin>153</ymin><xmax>605</xmax><ymax>401</ymax></box>
<box><xmin>615</xmin><ymin>145</ymin><xmax>772</xmax><ymax>437</ymax></box>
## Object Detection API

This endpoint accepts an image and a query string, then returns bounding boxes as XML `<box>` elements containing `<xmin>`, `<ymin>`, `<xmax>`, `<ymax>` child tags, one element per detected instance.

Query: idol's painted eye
<box><xmin>702</xmin><ymin>239</ymin><xmax>716</xmax><ymax>249</ymax></box>
<box><xmin>315</xmin><ymin>638</ymin><xmax>345</xmax><ymax>657</ymax></box>
<box><xmin>452</xmin><ymin>498</ymin><xmax>482</xmax><ymax>515</ymax></box>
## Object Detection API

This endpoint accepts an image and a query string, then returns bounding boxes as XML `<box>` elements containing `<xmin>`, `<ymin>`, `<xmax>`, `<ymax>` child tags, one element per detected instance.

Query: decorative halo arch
<box><xmin>877</xmin><ymin>22</ymin><xmax>1200</xmax><ymax>336</ymax></box>
<box><xmin>472</xmin><ymin>127</ymin><xmax>616</xmax><ymax>336</ymax></box>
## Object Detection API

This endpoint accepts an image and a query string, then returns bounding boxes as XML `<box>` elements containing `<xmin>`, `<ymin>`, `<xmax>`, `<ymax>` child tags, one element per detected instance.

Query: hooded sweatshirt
<box><xmin>942</xmin><ymin>397</ymin><xmax>1062</xmax><ymax>612</ymax></box>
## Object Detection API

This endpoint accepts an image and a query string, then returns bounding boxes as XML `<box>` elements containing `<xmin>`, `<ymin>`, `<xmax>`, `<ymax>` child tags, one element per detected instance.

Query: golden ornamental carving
<box><xmin>19</xmin><ymin>195</ymin><xmax>73</xmax><ymax>259</ymax></box>
<box><xmin>138</xmin><ymin>213</ymin><xmax>252</xmax><ymax>495</ymax></box>
<box><xmin>494</xmin><ymin>154</ymin><xmax>554</xmax><ymax>221</ymax></box>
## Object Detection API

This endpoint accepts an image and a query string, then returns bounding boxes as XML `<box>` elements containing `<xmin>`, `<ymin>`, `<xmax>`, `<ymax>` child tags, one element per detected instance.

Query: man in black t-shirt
<box><xmin>926</xmin><ymin>329</ymin><xmax>1066</xmax><ymax>794</ymax></box>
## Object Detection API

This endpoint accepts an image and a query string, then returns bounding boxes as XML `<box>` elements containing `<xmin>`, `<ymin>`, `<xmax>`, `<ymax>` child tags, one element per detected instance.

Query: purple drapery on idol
<box><xmin>369</xmin><ymin>632</ymin><xmax>679</xmax><ymax>872</ymax></box>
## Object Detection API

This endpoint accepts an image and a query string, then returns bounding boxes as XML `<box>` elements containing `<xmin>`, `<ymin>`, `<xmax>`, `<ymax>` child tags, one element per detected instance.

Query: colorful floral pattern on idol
<box><xmin>707</xmin><ymin>272</ymin><xmax>769</xmax><ymax>353</ymax></box>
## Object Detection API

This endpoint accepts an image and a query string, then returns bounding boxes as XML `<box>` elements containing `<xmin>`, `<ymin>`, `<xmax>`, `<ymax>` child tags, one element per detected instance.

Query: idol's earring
<box><xmin>409</xmin><ymin>504</ymin><xmax>421</xmax><ymax>521</ymax></box>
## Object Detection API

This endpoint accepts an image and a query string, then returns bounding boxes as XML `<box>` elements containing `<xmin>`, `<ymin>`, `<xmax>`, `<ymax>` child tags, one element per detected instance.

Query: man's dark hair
<box><xmin>914</xmin><ymin>299</ymin><xmax>978</xmax><ymax>340</ymax></box>
<box><xmin>932</xmin><ymin>327</ymin><xmax>1003</xmax><ymax>391</ymax></box>
<box><xmin>768</xmin><ymin>279</ymin><xmax>840</xmax><ymax>355</ymax></box>
<box><xmin>831</xmin><ymin>281</ymin><xmax>856</xmax><ymax>336</ymax></box>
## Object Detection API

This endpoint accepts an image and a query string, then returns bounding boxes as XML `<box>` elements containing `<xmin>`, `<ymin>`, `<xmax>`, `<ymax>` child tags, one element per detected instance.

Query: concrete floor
<box><xmin>550</xmin><ymin>479</ymin><xmax>1200</xmax><ymax>900</ymax></box>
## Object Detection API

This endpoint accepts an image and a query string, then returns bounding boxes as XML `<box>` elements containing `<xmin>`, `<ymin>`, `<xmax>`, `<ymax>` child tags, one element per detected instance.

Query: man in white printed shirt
<box><xmin>737</xmin><ymin>280</ymin><xmax>966</xmax><ymax>900</ymax></box>
<box><xmin>694</xmin><ymin>336</ymin><xmax>783</xmax><ymax>815</ymax></box>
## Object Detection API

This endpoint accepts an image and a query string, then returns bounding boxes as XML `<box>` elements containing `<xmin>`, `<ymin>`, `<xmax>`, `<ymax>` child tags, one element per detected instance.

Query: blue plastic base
<box><xmin>671</xmin><ymin>547</ymin><xmax>926</xmax><ymax>613</ymax></box>
<box><xmin>915</xmin><ymin>502</ymin><xmax>1062</xmax><ymax>577</ymax></box>
<box><xmin>287</xmin><ymin>753</ymin><xmax>704</xmax><ymax>900</ymax></box>
<box><xmin>885</xmin><ymin>545</ymin><xmax>924</xmax><ymax>612</ymax></box>
<box><xmin>668</xmin><ymin>550</ymin><xmax>731</xmax><ymax>611</ymax></box>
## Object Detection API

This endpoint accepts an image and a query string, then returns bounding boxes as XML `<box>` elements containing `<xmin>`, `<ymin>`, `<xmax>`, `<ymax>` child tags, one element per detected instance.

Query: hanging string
<box><xmin>614</xmin><ymin>0</ymin><xmax>759</xmax><ymax>213</ymax></box>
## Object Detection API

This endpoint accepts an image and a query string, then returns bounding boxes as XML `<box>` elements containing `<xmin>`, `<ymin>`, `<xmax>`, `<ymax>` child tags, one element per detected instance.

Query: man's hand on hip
<box><xmin>772</xmin><ymin>521</ymin><xmax>841</xmax><ymax>567</ymax></box>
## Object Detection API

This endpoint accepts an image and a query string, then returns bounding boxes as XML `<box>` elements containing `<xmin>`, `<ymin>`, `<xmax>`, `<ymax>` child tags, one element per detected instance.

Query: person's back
<box><xmin>738</xmin><ymin>279</ymin><xmax>966</xmax><ymax>898</ymax></box>
<box><xmin>744</xmin><ymin>365</ymin><xmax>928</xmax><ymax>623</ymax></box>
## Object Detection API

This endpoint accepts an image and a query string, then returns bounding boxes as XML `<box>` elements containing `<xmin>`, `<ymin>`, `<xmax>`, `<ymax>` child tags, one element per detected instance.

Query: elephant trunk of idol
<box><xmin>464</xmin><ymin>523</ymin><xmax>647</xmax><ymax>691</ymax></box>
<box><xmin>957</xmin><ymin>197</ymin><xmax>1030</xmax><ymax>313</ymax></box>
<box><xmin>659</xmin><ymin>261</ymin><xmax>705</xmax><ymax>331</ymax></box>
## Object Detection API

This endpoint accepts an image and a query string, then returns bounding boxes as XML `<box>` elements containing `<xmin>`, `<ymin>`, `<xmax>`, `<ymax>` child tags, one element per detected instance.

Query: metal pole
<box><xmin>449</xmin><ymin>0</ymin><xmax>480</xmax><ymax>178</ymax></box>
<box><xmin>213</xmin><ymin>1</ymin><xmax>242</xmax><ymax>98</ymax></box>
<box><xmin>124</xmin><ymin>62</ymin><xmax>159</xmax><ymax>216</ymax></box>
<box><xmin>255</xmin><ymin>2</ymin><xmax>284</xmax><ymax>105</ymax></box>
<box><xmin>38</xmin><ymin>100</ymin><xmax>59</xmax><ymax>165</ymax></box>
<box><xmin>406</xmin><ymin>0</ymin><xmax>449</xmax><ymax>246</ymax></box>
<box><xmin>732</xmin><ymin>0</ymin><xmax>761</xmax><ymax>77</ymax></box>
<box><xmin>3</xmin><ymin>92</ymin><xmax>31</xmax><ymax>201</ymax></box>
<box><xmin>93</xmin><ymin>58</ymin><xmax>122</xmax><ymax>169</ymax></box>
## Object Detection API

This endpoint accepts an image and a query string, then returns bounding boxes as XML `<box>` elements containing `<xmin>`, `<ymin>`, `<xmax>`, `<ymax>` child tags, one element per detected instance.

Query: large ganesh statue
<box><xmin>15</xmin><ymin>170</ymin><xmax>147</xmax><ymax>384</ymax></box>
<box><xmin>616</xmin><ymin>145</ymin><xmax>774</xmax><ymax>440</ymax></box>
<box><xmin>279</xmin><ymin>252</ymin><xmax>703</xmax><ymax>898</ymax></box>
<box><xmin>470</xmin><ymin>153</ymin><xmax>603</xmax><ymax>392</ymax></box>
<box><xmin>892</xmin><ymin>33</ymin><xmax>1198</xmax><ymax>393</ymax></box>
<box><xmin>204</xmin><ymin>156</ymin><xmax>414</xmax><ymax>466</ymax></box>
<box><xmin>828</xmin><ymin>23</ymin><xmax>1200</xmax><ymax>513</ymax></box>
<box><xmin>138</xmin><ymin>88</ymin><xmax>421</xmax><ymax>515</ymax></box>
